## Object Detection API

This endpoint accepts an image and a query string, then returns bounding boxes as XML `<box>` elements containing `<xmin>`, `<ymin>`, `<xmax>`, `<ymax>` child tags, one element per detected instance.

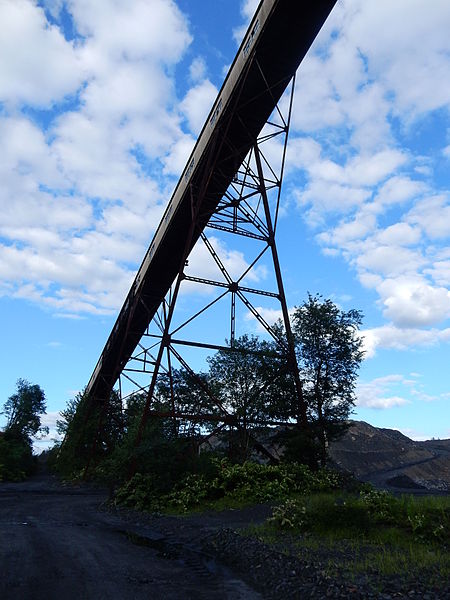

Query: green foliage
<box><xmin>207</xmin><ymin>335</ymin><xmax>288</xmax><ymax>460</ymax></box>
<box><xmin>115</xmin><ymin>473</ymin><xmax>158</xmax><ymax>511</ymax></box>
<box><xmin>267</xmin><ymin>488</ymin><xmax>450</xmax><ymax>546</ymax></box>
<box><xmin>269</xmin><ymin>499</ymin><xmax>308</xmax><ymax>529</ymax></box>
<box><xmin>0</xmin><ymin>434</ymin><xmax>35</xmax><ymax>481</ymax></box>
<box><xmin>56</xmin><ymin>389</ymin><xmax>124</xmax><ymax>479</ymax></box>
<box><xmin>252</xmin><ymin>490</ymin><xmax>450</xmax><ymax>589</ymax></box>
<box><xmin>54</xmin><ymin>295</ymin><xmax>366</xmax><ymax>481</ymax></box>
<box><xmin>290</xmin><ymin>294</ymin><xmax>364</xmax><ymax>462</ymax></box>
<box><xmin>115</xmin><ymin>460</ymin><xmax>346</xmax><ymax>513</ymax></box>
<box><xmin>0</xmin><ymin>379</ymin><xmax>47</xmax><ymax>481</ymax></box>
<box><xmin>3</xmin><ymin>379</ymin><xmax>48</xmax><ymax>442</ymax></box>
<box><xmin>155</xmin><ymin>370</ymin><xmax>215</xmax><ymax>438</ymax></box>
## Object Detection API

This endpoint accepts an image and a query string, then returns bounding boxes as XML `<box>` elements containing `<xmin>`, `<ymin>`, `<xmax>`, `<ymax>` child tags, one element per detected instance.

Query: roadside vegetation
<box><xmin>249</xmin><ymin>489</ymin><xmax>450</xmax><ymax>590</ymax></box>
<box><xmin>113</xmin><ymin>455</ymin><xmax>449</xmax><ymax>590</ymax></box>
<box><xmin>114</xmin><ymin>459</ymin><xmax>351</xmax><ymax>513</ymax></box>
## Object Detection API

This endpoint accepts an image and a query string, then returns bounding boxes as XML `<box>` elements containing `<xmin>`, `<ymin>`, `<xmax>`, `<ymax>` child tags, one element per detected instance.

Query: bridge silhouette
<box><xmin>79</xmin><ymin>0</ymin><xmax>337</xmax><ymax>464</ymax></box>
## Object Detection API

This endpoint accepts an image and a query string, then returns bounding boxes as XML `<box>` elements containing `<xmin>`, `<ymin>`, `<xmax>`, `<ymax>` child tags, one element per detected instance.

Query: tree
<box><xmin>207</xmin><ymin>334</ymin><xmax>288</xmax><ymax>460</ymax></box>
<box><xmin>292</xmin><ymin>294</ymin><xmax>364</xmax><ymax>463</ymax></box>
<box><xmin>155</xmin><ymin>368</ymin><xmax>216</xmax><ymax>438</ymax></box>
<box><xmin>3</xmin><ymin>379</ymin><xmax>48</xmax><ymax>443</ymax></box>
<box><xmin>0</xmin><ymin>379</ymin><xmax>48</xmax><ymax>480</ymax></box>
<box><xmin>56</xmin><ymin>388</ymin><xmax>125</xmax><ymax>478</ymax></box>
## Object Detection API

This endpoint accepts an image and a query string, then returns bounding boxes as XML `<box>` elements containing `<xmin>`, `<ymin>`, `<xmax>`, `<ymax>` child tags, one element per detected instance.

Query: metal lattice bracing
<box><xmin>116</xmin><ymin>83</ymin><xmax>306</xmax><ymax>458</ymax></box>
<box><xmin>80</xmin><ymin>0</ymin><xmax>337</xmax><ymax>464</ymax></box>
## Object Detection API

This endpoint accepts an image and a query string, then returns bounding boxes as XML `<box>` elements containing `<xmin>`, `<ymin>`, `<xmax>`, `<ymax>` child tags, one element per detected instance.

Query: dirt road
<box><xmin>0</xmin><ymin>475</ymin><xmax>260</xmax><ymax>600</ymax></box>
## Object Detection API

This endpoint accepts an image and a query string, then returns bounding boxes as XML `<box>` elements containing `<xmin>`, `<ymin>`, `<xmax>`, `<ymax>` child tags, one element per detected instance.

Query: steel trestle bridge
<box><xmin>83</xmin><ymin>0</ymin><xmax>337</xmax><ymax>459</ymax></box>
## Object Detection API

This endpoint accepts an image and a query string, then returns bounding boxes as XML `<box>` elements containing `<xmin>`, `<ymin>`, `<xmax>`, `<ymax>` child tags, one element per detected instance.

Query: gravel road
<box><xmin>0</xmin><ymin>474</ymin><xmax>260</xmax><ymax>600</ymax></box>
<box><xmin>2</xmin><ymin>474</ymin><xmax>448</xmax><ymax>599</ymax></box>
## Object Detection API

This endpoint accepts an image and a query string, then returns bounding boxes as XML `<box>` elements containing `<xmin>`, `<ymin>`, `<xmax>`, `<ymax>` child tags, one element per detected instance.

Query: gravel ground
<box><xmin>113</xmin><ymin>505</ymin><xmax>450</xmax><ymax>600</ymax></box>
<box><xmin>3</xmin><ymin>473</ymin><xmax>447</xmax><ymax>599</ymax></box>
<box><xmin>204</xmin><ymin>528</ymin><xmax>450</xmax><ymax>599</ymax></box>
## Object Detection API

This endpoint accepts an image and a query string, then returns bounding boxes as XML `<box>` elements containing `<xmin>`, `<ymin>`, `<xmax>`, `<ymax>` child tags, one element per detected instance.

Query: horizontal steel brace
<box><xmin>206</xmin><ymin>222</ymin><xmax>268</xmax><ymax>241</ymax></box>
<box><xmin>146</xmin><ymin>409</ymin><xmax>295</xmax><ymax>428</ymax></box>
<box><xmin>183</xmin><ymin>275</ymin><xmax>279</xmax><ymax>298</ymax></box>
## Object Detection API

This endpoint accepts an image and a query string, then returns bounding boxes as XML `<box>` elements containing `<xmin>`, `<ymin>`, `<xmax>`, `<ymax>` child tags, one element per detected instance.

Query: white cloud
<box><xmin>180</xmin><ymin>79</ymin><xmax>218</xmax><ymax>135</ymax></box>
<box><xmin>338</xmin><ymin>0</ymin><xmax>450</xmax><ymax>118</ymax></box>
<box><xmin>68</xmin><ymin>0</ymin><xmax>191</xmax><ymax>63</ymax></box>
<box><xmin>295</xmin><ymin>180</ymin><xmax>370</xmax><ymax>226</ymax></box>
<box><xmin>288</xmin><ymin>0</ymin><xmax>450</xmax><ymax>352</ymax></box>
<box><xmin>0</xmin><ymin>0</ymin><xmax>198</xmax><ymax>316</ymax></box>
<box><xmin>374</xmin><ymin>176</ymin><xmax>426</xmax><ymax>209</ymax></box>
<box><xmin>163</xmin><ymin>135</ymin><xmax>196</xmax><ymax>177</ymax></box>
<box><xmin>189</xmin><ymin>57</ymin><xmax>207</xmax><ymax>83</ymax></box>
<box><xmin>184</xmin><ymin>235</ymin><xmax>267</xmax><ymax>294</ymax></box>
<box><xmin>356</xmin><ymin>374</ymin><xmax>411</xmax><ymax>409</ymax></box>
<box><xmin>356</xmin><ymin>246</ymin><xmax>424</xmax><ymax>279</ymax></box>
<box><xmin>406</xmin><ymin>195</ymin><xmax>450</xmax><ymax>240</ymax></box>
<box><xmin>374</xmin><ymin>223</ymin><xmax>421</xmax><ymax>247</ymax></box>
<box><xmin>361</xmin><ymin>324</ymin><xmax>450</xmax><ymax>358</ymax></box>
<box><xmin>245</xmin><ymin>307</ymin><xmax>282</xmax><ymax>327</ymax></box>
<box><xmin>289</xmin><ymin>138</ymin><xmax>406</xmax><ymax>188</ymax></box>
<box><xmin>0</xmin><ymin>0</ymin><xmax>83</xmax><ymax>107</ymax></box>
<box><xmin>233</xmin><ymin>0</ymin><xmax>260</xmax><ymax>44</ymax></box>
<box><xmin>318</xmin><ymin>213</ymin><xmax>376</xmax><ymax>246</ymax></box>
<box><xmin>377</xmin><ymin>277</ymin><xmax>450</xmax><ymax>327</ymax></box>
<box><xmin>425</xmin><ymin>259</ymin><xmax>450</xmax><ymax>287</ymax></box>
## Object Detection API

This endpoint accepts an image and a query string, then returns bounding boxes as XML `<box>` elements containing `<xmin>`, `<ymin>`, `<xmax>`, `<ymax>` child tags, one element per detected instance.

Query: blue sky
<box><xmin>0</xmin><ymin>0</ymin><xmax>449</xmax><ymax>450</ymax></box>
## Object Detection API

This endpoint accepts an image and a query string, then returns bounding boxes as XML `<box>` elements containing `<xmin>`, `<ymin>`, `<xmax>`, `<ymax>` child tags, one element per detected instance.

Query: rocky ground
<box><xmin>113</xmin><ymin>503</ymin><xmax>450</xmax><ymax>599</ymax></box>
<box><xmin>1</xmin><ymin>472</ymin><xmax>448</xmax><ymax>599</ymax></box>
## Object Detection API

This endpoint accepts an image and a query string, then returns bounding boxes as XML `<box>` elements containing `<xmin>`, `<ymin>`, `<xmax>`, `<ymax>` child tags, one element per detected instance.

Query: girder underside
<box><xmin>86</xmin><ymin>0</ymin><xmax>338</xmax><ymax>402</ymax></box>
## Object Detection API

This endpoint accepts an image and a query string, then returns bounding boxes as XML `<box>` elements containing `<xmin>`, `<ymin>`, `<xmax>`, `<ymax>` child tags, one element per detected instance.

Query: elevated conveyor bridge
<box><xmin>86</xmin><ymin>0</ymin><xmax>337</xmax><ymax>406</ymax></box>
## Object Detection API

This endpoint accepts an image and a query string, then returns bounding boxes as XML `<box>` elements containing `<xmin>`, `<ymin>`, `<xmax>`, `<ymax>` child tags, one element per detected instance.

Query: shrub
<box><xmin>115</xmin><ymin>459</ymin><xmax>347</xmax><ymax>513</ymax></box>
<box><xmin>268</xmin><ymin>489</ymin><xmax>450</xmax><ymax>547</ymax></box>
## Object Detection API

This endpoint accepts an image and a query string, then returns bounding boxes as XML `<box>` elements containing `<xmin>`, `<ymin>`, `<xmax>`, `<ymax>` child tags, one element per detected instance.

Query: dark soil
<box><xmin>114</xmin><ymin>506</ymin><xmax>450</xmax><ymax>600</ymax></box>
<box><xmin>1</xmin><ymin>473</ymin><xmax>448</xmax><ymax>599</ymax></box>
<box><xmin>0</xmin><ymin>474</ymin><xmax>259</xmax><ymax>599</ymax></box>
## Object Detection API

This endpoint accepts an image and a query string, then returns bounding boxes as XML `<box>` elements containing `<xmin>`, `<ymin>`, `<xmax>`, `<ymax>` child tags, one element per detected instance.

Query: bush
<box><xmin>268</xmin><ymin>489</ymin><xmax>450</xmax><ymax>546</ymax></box>
<box><xmin>115</xmin><ymin>459</ymin><xmax>347</xmax><ymax>513</ymax></box>
<box><xmin>0</xmin><ymin>434</ymin><xmax>36</xmax><ymax>481</ymax></box>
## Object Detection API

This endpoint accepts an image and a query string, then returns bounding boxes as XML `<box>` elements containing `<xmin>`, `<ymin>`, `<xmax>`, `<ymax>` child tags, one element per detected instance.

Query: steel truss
<box><xmin>105</xmin><ymin>75</ymin><xmax>308</xmax><ymax>464</ymax></box>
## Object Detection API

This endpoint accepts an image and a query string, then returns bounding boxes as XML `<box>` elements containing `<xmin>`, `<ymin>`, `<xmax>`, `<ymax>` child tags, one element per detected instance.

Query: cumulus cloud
<box><xmin>0</xmin><ymin>0</ymin><xmax>84</xmax><ymax>107</ymax></box>
<box><xmin>377</xmin><ymin>278</ymin><xmax>450</xmax><ymax>327</ymax></box>
<box><xmin>356</xmin><ymin>375</ymin><xmax>411</xmax><ymax>409</ymax></box>
<box><xmin>233</xmin><ymin>0</ymin><xmax>260</xmax><ymax>44</ymax></box>
<box><xmin>180</xmin><ymin>79</ymin><xmax>218</xmax><ymax>135</ymax></box>
<box><xmin>0</xmin><ymin>0</ymin><xmax>197</xmax><ymax>316</ymax></box>
<box><xmin>286</xmin><ymin>0</ymin><xmax>450</xmax><ymax>352</ymax></box>
<box><xmin>356</xmin><ymin>371</ymin><xmax>448</xmax><ymax>414</ymax></box>
<box><xmin>1</xmin><ymin>0</ymin><xmax>449</xmax><ymax>361</ymax></box>
<box><xmin>341</xmin><ymin>0</ymin><xmax>450</xmax><ymax>118</ymax></box>
<box><xmin>184</xmin><ymin>235</ymin><xmax>267</xmax><ymax>295</ymax></box>
<box><xmin>189</xmin><ymin>57</ymin><xmax>207</xmax><ymax>83</ymax></box>
<box><xmin>361</xmin><ymin>324</ymin><xmax>450</xmax><ymax>358</ymax></box>
<box><xmin>406</xmin><ymin>195</ymin><xmax>450</xmax><ymax>240</ymax></box>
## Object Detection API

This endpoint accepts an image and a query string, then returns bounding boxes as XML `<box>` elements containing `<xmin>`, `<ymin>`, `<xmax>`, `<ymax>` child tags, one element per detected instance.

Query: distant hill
<box><xmin>329</xmin><ymin>421</ymin><xmax>450</xmax><ymax>493</ymax></box>
<box><xmin>201</xmin><ymin>420</ymin><xmax>450</xmax><ymax>493</ymax></box>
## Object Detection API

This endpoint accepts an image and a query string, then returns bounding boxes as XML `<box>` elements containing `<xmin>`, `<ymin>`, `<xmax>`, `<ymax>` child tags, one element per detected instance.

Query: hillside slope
<box><xmin>329</xmin><ymin>421</ymin><xmax>450</xmax><ymax>492</ymax></box>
